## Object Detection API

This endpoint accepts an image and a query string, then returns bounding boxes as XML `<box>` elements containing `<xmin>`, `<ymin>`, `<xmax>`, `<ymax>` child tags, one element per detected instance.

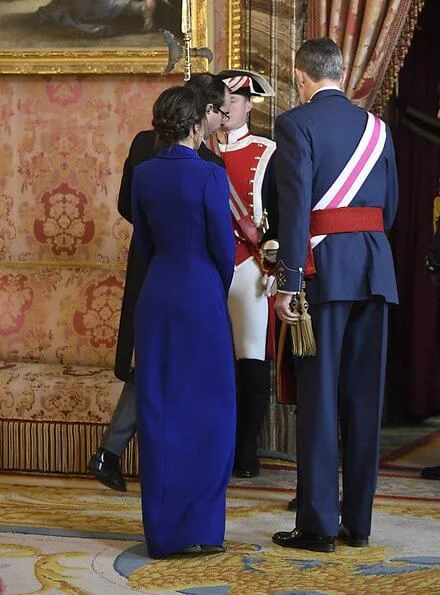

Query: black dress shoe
<box><xmin>421</xmin><ymin>465</ymin><xmax>440</xmax><ymax>480</ymax></box>
<box><xmin>338</xmin><ymin>524</ymin><xmax>369</xmax><ymax>547</ymax></box>
<box><xmin>88</xmin><ymin>448</ymin><xmax>127</xmax><ymax>492</ymax></box>
<box><xmin>234</xmin><ymin>466</ymin><xmax>260</xmax><ymax>478</ymax></box>
<box><xmin>272</xmin><ymin>528</ymin><xmax>335</xmax><ymax>553</ymax></box>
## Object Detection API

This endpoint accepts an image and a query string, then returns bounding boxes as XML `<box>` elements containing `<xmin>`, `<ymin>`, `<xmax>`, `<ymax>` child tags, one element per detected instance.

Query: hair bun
<box><xmin>152</xmin><ymin>86</ymin><xmax>206</xmax><ymax>147</ymax></box>
<box><xmin>153</xmin><ymin>117</ymin><xmax>187</xmax><ymax>144</ymax></box>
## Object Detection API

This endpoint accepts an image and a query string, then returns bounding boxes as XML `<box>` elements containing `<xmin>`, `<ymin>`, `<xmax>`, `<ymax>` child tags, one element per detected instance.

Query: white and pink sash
<box><xmin>311</xmin><ymin>112</ymin><xmax>387</xmax><ymax>249</ymax></box>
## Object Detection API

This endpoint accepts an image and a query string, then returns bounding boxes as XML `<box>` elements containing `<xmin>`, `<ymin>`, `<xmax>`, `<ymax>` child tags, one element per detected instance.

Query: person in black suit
<box><xmin>88</xmin><ymin>73</ymin><xmax>231</xmax><ymax>490</ymax></box>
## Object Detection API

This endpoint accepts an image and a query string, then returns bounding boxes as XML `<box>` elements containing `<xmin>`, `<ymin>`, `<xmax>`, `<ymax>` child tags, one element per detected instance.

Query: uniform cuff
<box><xmin>276</xmin><ymin>260</ymin><xmax>304</xmax><ymax>293</ymax></box>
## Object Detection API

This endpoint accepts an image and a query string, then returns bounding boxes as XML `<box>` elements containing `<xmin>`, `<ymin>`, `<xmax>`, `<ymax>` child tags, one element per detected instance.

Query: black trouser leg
<box><xmin>101</xmin><ymin>371</ymin><xmax>137</xmax><ymax>457</ymax></box>
<box><xmin>234</xmin><ymin>359</ymin><xmax>271</xmax><ymax>476</ymax></box>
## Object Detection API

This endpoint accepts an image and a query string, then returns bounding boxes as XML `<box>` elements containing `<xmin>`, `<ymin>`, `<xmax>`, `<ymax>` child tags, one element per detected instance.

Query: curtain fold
<box><xmin>306</xmin><ymin>0</ymin><xmax>425</xmax><ymax>115</ymax></box>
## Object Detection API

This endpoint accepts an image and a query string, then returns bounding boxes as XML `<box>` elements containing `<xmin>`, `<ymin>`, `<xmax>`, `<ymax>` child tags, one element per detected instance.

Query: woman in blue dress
<box><xmin>131</xmin><ymin>86</ymin><xmax>236</xmax><ymax>559</ymax></box>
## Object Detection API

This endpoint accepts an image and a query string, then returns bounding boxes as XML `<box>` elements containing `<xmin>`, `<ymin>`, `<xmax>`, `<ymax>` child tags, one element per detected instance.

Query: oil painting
<box><xmin>0</xmin><ymin>0</ymin><xmax>209</xmax><ymax>73</ymax></box>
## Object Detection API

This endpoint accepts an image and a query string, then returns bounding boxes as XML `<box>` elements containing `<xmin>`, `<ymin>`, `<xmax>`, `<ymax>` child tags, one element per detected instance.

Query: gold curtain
<box><xmin>306</xmin><ymin>0</ymin><xmax>425</xmax><ymax>115</ymax></box>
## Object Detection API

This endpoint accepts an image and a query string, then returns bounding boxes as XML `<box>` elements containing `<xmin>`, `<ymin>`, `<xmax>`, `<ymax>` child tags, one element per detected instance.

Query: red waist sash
<box><xmin>305</xmin><ymin>207</ymin><xmax>384</xmax><ymax>277</ymax></box>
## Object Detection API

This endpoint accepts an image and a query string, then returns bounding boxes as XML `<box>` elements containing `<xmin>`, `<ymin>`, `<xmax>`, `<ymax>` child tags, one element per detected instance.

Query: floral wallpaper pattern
<box><xmin>0</xmin><ymin>3</ymin><xmax>229</xmax><ymax>428</ymax></box>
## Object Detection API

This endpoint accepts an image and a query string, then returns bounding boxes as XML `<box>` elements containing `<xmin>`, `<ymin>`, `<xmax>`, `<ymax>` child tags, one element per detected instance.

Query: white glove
<box><xmin>262</xmin><ymin>273</ymin><xmax>277</xmax><ymax>297</ymax></box>
<box><xmin>260</xmin><ymin>239</ymin><xmax>279</xmax><ymax>264</ymax></box>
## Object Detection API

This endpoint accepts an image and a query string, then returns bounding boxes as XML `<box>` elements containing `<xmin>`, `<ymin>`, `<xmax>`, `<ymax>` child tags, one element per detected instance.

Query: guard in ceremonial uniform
<box><xmin>271</xmin><ymin>38</ymin><xmax>398</xmax><ymax>553</ymax></box>
<box><xmin>209</xmin><ymin>70</ymin><xmax>278</xmax><ymax>478</ymax></box>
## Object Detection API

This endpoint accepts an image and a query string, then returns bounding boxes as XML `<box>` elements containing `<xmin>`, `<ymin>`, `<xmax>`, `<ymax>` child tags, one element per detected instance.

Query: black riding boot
<box><xmin>234</xmin><ymin>358</ymin><xmax>271</xmax><ymax>478</ymax></box>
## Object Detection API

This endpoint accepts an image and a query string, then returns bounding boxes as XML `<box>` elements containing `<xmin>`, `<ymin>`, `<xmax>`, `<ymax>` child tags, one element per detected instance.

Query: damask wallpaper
<box><xmin>0</xmin><ymin>1</ymin><xmax>230</xmax><ymax>473</ymax></box>
<box><xmin>0</xmin><ymin>0</ymin><xmax>229</xmax><ymax>369</ymax></box>
<box><xmin>0</xmin><ymin>75</ymin><xmax>173</xmax><ymax>366</ymax></box>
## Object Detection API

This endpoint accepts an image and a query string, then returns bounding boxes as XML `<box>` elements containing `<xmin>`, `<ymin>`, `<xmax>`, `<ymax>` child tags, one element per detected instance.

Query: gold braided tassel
<box><xmin>290</xmin><ymin>283</ymin><xmax>317</xmax><ymax>357</ymax></box>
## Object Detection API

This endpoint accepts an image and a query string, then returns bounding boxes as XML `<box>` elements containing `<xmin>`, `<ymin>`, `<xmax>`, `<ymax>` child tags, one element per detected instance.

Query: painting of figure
<box><xmin>0</xmin><ymin>0</ymin><xmax>180</xmax><ymax>46</ymax></box>
<box><xmin>0</xmin><ymin>0</ymin><xmax>208</xmax><ymax>74</ymax></box>
<box><xmin>40</xmin><ymin>0</ymin><xmax>180</xmax><ymax>38</ymax></box>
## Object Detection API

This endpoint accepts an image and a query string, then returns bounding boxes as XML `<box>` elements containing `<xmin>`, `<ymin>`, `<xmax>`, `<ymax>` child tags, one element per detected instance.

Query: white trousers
<box><xmin>228</xmin><ymin>258</ymin><xmax>268</xmax><ymax>361</ymax></box>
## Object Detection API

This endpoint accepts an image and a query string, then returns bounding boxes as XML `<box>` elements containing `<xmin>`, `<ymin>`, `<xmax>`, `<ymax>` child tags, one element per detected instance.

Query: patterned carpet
<box><xmin>380</xmin><ymin>428</ymin><xmax>440</xmax><ymax>472</ymax></box>
<box><xmin>0</xmin><ymin>432</ymin><xmax>440</xmax><ymax>594</ymax></box>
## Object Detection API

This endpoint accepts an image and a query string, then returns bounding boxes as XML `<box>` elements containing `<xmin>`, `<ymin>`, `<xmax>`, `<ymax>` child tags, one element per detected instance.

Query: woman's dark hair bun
<box><xmin>152</xmin><ymin>118</ymin><xmax>187</xmax><ymax>145</ymax></box>
<box><xmin>152</xmin><ymin>86</ymin><xmax>206</xmax><ymax>147</ymax></box>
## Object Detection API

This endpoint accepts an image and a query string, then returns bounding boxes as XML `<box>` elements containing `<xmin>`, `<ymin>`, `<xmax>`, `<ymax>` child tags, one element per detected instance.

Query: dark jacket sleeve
<box><xmin>260</xmin><ymin>152</ymin><xmax>279</xmax><ymax>244</ymax></box>
<box><xmin>275</xmin><ymin>113</ymin><xmax>313</xmax><ymax>293</ymax></box>
<box><xmin>198</xmin><ymin>142</ymin><xmax>225</xmax><ymax>168</ymax></box>
<box><xmin>118</xmin><ymin>130</ymin><xmax>158</xmax><ymax>223</ymax></box>
<box><xmin>383</xmin><ymin>125</ymin><xmax>399</xmax><ymax>232</ymax></box>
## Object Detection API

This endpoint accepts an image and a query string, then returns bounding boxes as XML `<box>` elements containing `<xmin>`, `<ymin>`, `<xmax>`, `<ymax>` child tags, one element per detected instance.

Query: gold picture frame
<box><xmin>0</xmin><ymin>0</ymin><xmax>209</xmax><ymax>74</ymax></box>
<box><xmin>228</xmin><ymin>0</ymin><xmax>243</xmax><ymax>69</ymax></box>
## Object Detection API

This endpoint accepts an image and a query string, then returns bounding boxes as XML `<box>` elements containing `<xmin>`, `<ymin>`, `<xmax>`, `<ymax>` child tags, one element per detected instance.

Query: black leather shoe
<box><xmin>272</xmin><ymin>528</ymin><xmax>335</xmax><ymax>552</ymax></box>
<box><xmin>88</xmin><ymin>448</ymin><xmax>127</xmax><ymax>492</ymax></box>
<box><xmin>421</xmin><ymin>465</ymin><xmax>440</xmax><ymax>480</ymax></box>
<box><xmin>234</xmin><ymin>466</ymin><xmax>260</xmax><ymax>478</ymax></box>
<box><xmin>338</xmin><ymin>524</ymin><xmax>369</xmax><ymax>547</ymax></box>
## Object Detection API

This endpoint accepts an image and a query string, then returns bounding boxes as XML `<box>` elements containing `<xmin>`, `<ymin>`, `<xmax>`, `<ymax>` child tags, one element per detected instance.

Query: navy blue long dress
<box><xmin>131</xmin><ymin>144</ymin><xmax>236</xmax><ymax>559</ymax></box>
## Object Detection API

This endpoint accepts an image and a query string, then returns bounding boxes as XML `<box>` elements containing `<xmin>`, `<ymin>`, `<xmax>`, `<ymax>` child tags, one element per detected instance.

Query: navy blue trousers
<box><xmin>294</xmin><ymin>299</ymin><xmax>388</xmax><ymax>537</ymax></box>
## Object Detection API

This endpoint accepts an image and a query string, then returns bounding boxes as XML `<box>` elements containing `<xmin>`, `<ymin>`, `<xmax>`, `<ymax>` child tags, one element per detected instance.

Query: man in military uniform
<box><xmin>209</xmin><ymin>70</ymin><xmax>278</xmax><ymax>478</ymax></box>
<box><xmin>271</xmin><ymin>38</ymin><xmax>398</xmax><ymax>552</ymax></box>
<box><xmin>88</xmin><ymin>74</ymin><xmax>231</xmax><ymax>491</ymax></box>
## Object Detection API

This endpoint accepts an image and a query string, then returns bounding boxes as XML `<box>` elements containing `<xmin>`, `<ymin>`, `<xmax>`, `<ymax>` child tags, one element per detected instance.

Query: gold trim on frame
<box><xmin>228</xmin><ymin>0</ymin><xmax>243</xmax><ymax>69</ymax></box>
<box><xmin>0</xmin><ymin>0</ymin><xmax>208</xmax><ymax>75</ymax></box>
